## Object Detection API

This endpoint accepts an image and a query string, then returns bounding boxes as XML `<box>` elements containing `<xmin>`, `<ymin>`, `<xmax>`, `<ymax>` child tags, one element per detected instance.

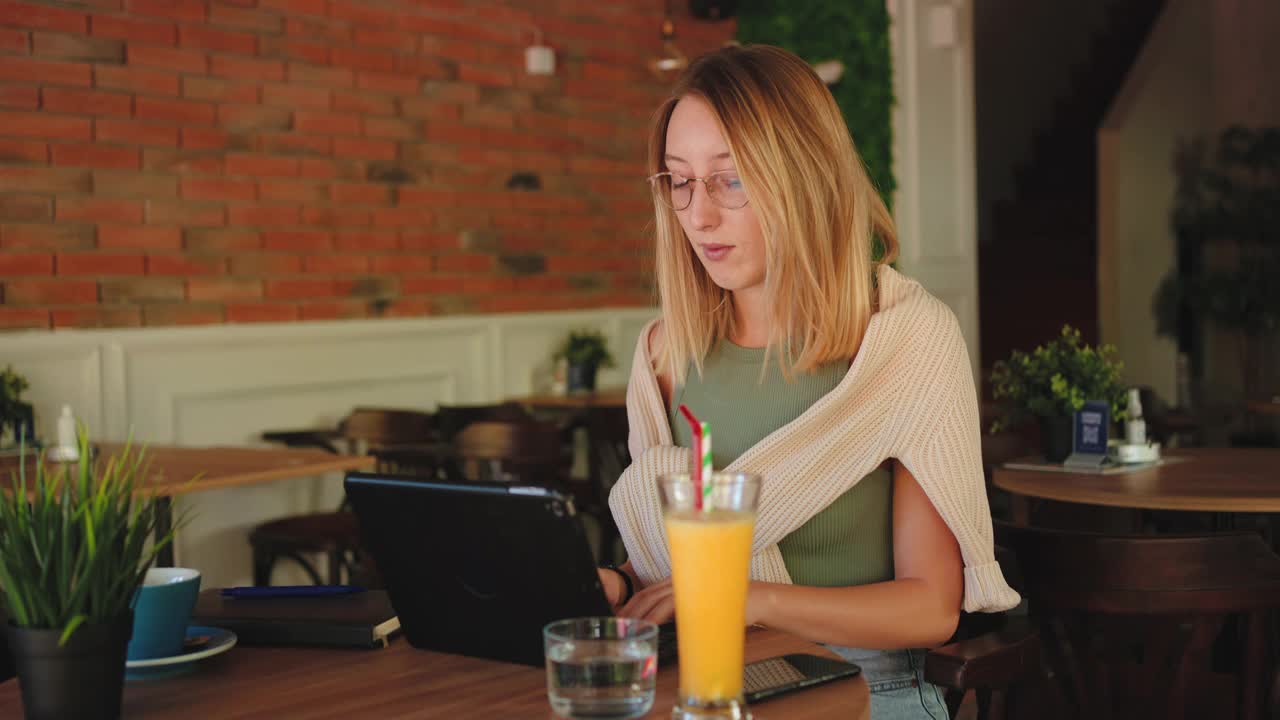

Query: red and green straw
<box><xmin>678</xmin><ymin>404</ymin><xmax>713</xmax><ymax>511</ymax></box>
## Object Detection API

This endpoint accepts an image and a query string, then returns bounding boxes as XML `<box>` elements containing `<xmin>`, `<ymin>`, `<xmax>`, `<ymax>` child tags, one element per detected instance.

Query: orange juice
<box><xmin>665</xmin><ymin>509</ymin><xmax>755</xmax><ymax>701</ymax></box>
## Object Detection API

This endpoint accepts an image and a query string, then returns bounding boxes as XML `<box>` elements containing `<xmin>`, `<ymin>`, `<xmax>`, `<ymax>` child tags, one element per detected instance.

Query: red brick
<box><xmin>355</xmin><ymin>70</ymin><xmax>418</xmax><ymax>95</ymax></box>
<box><xmin>381</xmin><ymin>298</ymin><xmax>429</xmax><ymax>317</ymax></box>
<box><xmin>401</xmin><ymin>275</ymin><xmax>463</xmax><ymax>294</ymax></box>
<box><xmin>257</xmin><ymin>179</ymin><xmax>323</xmax><ymax>204</ymax></box>
<box><xmin>0</xmin><ymin>85</ymin><xmax>38</xmax><ymax>110</ymax></box>
<box><xmin>42</xmin><ymin>87</ymin><xmax>131</xmax><ymax>116</ymax></box>
<box><xmin>100</xmin><ymin>277</ymin><xmax>183</xmax><ymax>302</ymax></box>
<box><xmin>0</xmin><ymin>223</ymin><xmax>94</xmax><ymax>250</ymax></box>
<box><xmin>229</xmin><ymin>204</ymin><xmax>301</xmax><ymax>226</ymax></box>
<box><xmin>0</xmin><ymin>139</ymin><xmax>46</xmax><ymax>163</ymax></box>
<box><xmin>95</xmin><ymin>118</ymin><xmax>179</xmax><ymax>147</ymax></box>
<box><xmin>0</xmin><ymin>194</ymin><xmax>51</xmax><ymax>221</ymax></box>
<box><xmin>127</xmin><ymin>45</ymin><xmax>206</xmax><ymax>74</ymax></box>
<box><xmin>329</xmin><ymin>182</ymin><xmax>387</xmax><ymax>205</ymax></box>
<box><xmin>147</xmin><ymin>254</ymin><xmax>223</xmax><ymax>275</ymax></box>
<box><xmin>0</xmin><ymin>252</ymin><xmax>53</xmax><ymax>274</ymax></box>
<box><xmin>420</xmin><ymin>37</ymin><xmax>513</xmax><ymax>67</ymax></box>
<box><xmin>186</xmin><ymin>277</ymin><xmax>261</xmax><ymax>301</ymax></box>
<box><xmin>0</xmin><ymin>166</ymin><xmax>86</xmax><ymax>193</ymax></box>
<box><xmin>185</xmin><ymin>227</ymin><xmax>259</xmax><ymax>252</ymax></box>
<box><xmin>259</xmin><ymin>36</ymin><xmax>328</xmax><ymax>64</ymax></box>
<box><xmin>399</xmin><ymin>232</ymin><xmax>453</xmax><ymax>250</ymax></box>
<box><xmin>295</xmin><ymin>111</ymin><xmax>360</xmax><ymax>135</ymax></box>
<box><xmin>136</xmin><ymin>96</ymin><xmax>215</xmax><ymax>125</ymax></box>
<box><xmin>56</xmin><ymin>252</ymin><xmax>143</xmax><ymax>275</ymax></box>
<box><xmin>183</xmin><ymin>76</ymin><xmax>258</xmax><ymax>103</ymax></box>
<box><xmin>370</xmin><ymin>254</ymin><xmax>430</xmax><ymax>273</ymax></box>
<box><xmin>210</xmin><ymin>55</ymin><xmax>283</xmax><ymax>82</ymax></box>
<box><xmin>178</xmin><ymin>25</ymin><xmax>255</xmax><ymax>54</ymax></box>
<box><xmin>334</xmin><ymin>230</ymin><xmax>396</xmax><ymax>250</ymax></box>
<box><xmin>0</xmin><ymin>56</ymin><xmax>89</xmax><ymax>87</ymax></box>
<box><xmin>331</xmin><ymin>90</ymin><xmax>394</xmax><ymax>116</ymax></box>
<box><xmin>181</xmin><ymin>177</ymin><xmax>255</xmax><ymax>202</ymax></box>
<box><xmin>262</xmin><ymin>229</ymin><xmax>329</xmax><ymax>251</ymax></box>
<box><xmin>218</xmin><ymin>104</ymin><xmax>290</xmax><ymax>133</ymax></box>
<box><xmin>145</xmin><ymin>199</ymin><xmax>224</xmax><ymax>226</ymax></box>
<box><xmin>0</xmin><ymin>307</ymin><xmax>49</xmax><ymax>328</ymax></box>
<box><xmin>208</xmin><ymin>4</ymin><xmax>281</xmax><ymax>33</ymax></box>
<box><xmin>226</xmin><ymin>303</ymin><xmax>299</xmax><ymax>323</ymax></box>
<box><xmin>56</xmin><ymin>197</ymin><xmax>144</xmax><ymax>223</ymax></box>
<box><xmin>332</xmin><ymin>137</ymin><xmax>395</xmax><ymax>160</ymax></box>
<box><xmin>362</xmin><ymin>116</ymin><xmax>415</xmax><ymax>139</ymax></box>
<box><xmin>393</xmin><ymin>54</ymin><xmax>450</xmax><ymax>80</ymax></box>
<box><xmin>90</xmin><ymin>14</ymin><xmax>175</xmax><ymax>45</ymax></box>
<box><xmin>0</xmin><ymin>2</ymin><xmax>87</xmax><ymax>34</ymax></box>
<box><xmin>31</xmin><ymin>31</ymin><xmax>122</xmax><ymax>63</ymax></box>
<box><xmin>261</xmin><ymin>82</ymin><xmax>330</xmax><ymax>110</ymax></box>
<box><xmin>0</xmin><ymin>27</ymin><xmax>25</xmax><ymax>53</ymax></box>
<box><xmin>257</xmin><ymin>133</ymin><xmax>330</xmax><ymax>156</ymax></box>
<box><xmin>142</xmin><ymin>303</ymin><xmax>224</xmax><ymax>325</ymax></box>
<box><xmin>0</xmin><ymin>111</ymin><xmax>90</xmax><ymax>143</ymax></box>
<box><xmin>331</xmin><ymin>46</ymin><xmax>394</xmax><ymax>73</ymax></box>
<box><xmin>287</xmin><ymin>62</ymin><xmax>352</xmax><ymax>88</ymax></box>
<box><xmin>126</xmin><ymin>0</ymin><xmax>204</xmax><ymax>22</ymax></box>
<box><xmin>402</xmin><ymin>15</ymin><xmax>516</xmax><ymax>45</ymax></box>
<box><xmin>457</xmin><ymin>64</ymin><xmax>512</xmax><ymax>88</ymax></box>
<box><xmin>180</xmin><ymin>126</ymin><xmax>228</xmax><ymax>150</ymax></box>
<box><xmin>226</xmin><ymin>154</ymin><xmax>298</xmax><ymax>178</ymax></box>
<box><xmin>373</xmin><ymin>207</ymin><xmax>432</xmax><ymax>228</ymax></box>
<box><xmin>264</xmin><ymin>278</ymin><xmax>334</xmax><ymax>299</ymax></box>
<box><xmin>51</xmin><ymin>305</ymin><xmax>142</xmax><ymax>328</ymax></box>
<box><xmin>436</xmin><ymin>253</ymin><xmax>494</xmax><ymax>273</ymax></box>
<box><xmin>260</xmin><ymin>0</ymin><xmax>326</xmax><ymax>16</ymax></box>
<box><xmin>51</xmin><ymin>142</ymin><xmax>138</xmax><ymax>169</ymax></box>
<box><xmin>304</xmin><ymin>254</ymin><xmax>366</xmax><ymax>273</ymax></box>
<box><xmin>142</xmin><ymin>147</ymin><xmax>222</xmax><ymax>175</ymax></box>
<box><xmin>94</xmin><ymin>64</ymin><xmax>179</xmax><ymax>95</ymax></box>
<box><xmin>327</xmin><ymin>0</ymin><xmax>396</xmax><ymax>28</ymax></box>
<box><xmin>230</xmin><ymin>253</ymin><xmax>299</xmax><ymax>274</ymax></box>
<box><xmin>351</xmin><ymin>27</ymin><xmax>416</xmax><ymax>53</ymax></box>
<box><xmin>299</xmin><ymin>300</ymin><xmax>367</xmax><ymax>320</ymax></box>
<box><xmin>4</xmin><ymin>279</ymin><xmax>96</xmax><ymax>303</ymax></box>
<box><xmin>91</xmin><ymin>170</ymin><xmax>177</xmax><ymax>198</ymax></box>
<box><xmin>98</xmin><ymin>224</ymin><xmax>181</xmax><ymax>250</ymax></box>
<box><xmin>302</xmin><ymin>205</ymin><xmax>369</xmax><ymax>227</ymax></box>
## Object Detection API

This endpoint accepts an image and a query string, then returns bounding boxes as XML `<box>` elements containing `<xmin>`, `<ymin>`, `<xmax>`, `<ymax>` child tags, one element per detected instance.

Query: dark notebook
<box><xmin>192</xmin><ymin>589</ymin><xmax>401</xmax><ymax>649</ymax></box>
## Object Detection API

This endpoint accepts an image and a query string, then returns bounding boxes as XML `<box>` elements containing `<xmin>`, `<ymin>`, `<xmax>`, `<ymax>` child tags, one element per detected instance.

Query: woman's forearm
<box><xmin>749</xmin><ymin>579</ymin><xmax>960</xmax><ymax>650</ymax></box>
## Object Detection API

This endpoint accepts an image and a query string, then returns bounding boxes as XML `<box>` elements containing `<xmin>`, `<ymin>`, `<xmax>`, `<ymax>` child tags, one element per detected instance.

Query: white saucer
<box><xmin>126</xmin><ymin>626</ymin><xmax>236</xmax><ymax>679</ymax></box>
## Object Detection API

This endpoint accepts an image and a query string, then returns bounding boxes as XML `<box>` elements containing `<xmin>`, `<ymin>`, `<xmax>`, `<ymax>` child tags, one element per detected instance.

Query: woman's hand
<box><xmin>617</xmin><ymin>578</ymin><xmax>676</xmax><ymax>624</ymax></box>
<box><xmin>598</xmin><ymin>568</ymin><xmax>626</xmax><ymax>607</ymax></box>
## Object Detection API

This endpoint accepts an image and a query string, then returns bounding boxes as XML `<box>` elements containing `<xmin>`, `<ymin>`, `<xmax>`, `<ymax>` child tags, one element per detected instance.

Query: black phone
<box><xmin>742</xmin><ymin>653</ymin><xmax>862</xmax><ymax>704</ymax></box>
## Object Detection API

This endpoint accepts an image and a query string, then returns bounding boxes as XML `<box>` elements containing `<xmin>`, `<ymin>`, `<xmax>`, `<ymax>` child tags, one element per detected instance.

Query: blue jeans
<box><xmin>826</xmin><ymin>646</ymin><xmax>949</xmax><ymax>720</ymax></box>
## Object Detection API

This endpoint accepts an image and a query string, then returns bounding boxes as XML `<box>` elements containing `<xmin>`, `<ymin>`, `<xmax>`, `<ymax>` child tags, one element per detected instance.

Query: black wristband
<box><xmin>603</xmin><ymin>566</ymin><xmax>634</xmax><ymax>605</ymax></box>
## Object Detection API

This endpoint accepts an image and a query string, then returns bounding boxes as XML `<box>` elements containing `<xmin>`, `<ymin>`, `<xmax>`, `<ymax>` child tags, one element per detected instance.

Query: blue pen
<box><xmin>220</xmin><ymin>585</ymin><xmax>366</xmax><ymax>599</ymax></box>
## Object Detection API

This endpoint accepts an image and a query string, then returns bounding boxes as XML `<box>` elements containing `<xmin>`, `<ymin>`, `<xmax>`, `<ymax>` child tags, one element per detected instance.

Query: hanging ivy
<box><xmin>735</xmin><ymin>0</ymin><xmax>896</xmax><ymax>207</ymax></box>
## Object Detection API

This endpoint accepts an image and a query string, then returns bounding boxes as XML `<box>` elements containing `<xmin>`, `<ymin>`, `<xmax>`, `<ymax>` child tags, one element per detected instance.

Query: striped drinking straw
<box><xmin>677</xmin><ymin>404</ymin><xmax>713</xmax><ymax>511</ymax></box>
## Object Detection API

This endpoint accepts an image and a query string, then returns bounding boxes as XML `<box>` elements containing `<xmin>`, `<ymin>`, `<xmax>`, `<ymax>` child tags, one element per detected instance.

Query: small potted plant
<box><xmin>0</xmin><ymin>432</ymin><xmax>181</xmax><ymax>720</ymax></box>
<box><xmin>553</xmin><ymin>330</ymin><xmax>616</xmax><ymax>394</ymax></box>
<box><xmin>989</xmin><ymin>325</ymin><xmax>1128</xmax><ymax>462</ymax></box>
<box><xmin>0</xmin><ymin>365</ymin><xmax>33</xmax><ymax>450</ymax></box>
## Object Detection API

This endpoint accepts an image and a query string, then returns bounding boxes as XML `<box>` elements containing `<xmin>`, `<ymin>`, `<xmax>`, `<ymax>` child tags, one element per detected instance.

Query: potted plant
<box><xmin>0</xmin><ymin>432</ymin><xmax>181</xmax><ymax>720</ymax></box>
<box><xmin>553</xmin><ymin>330</ymin><xmax>616</xmax><ymax>394</ymax></box>
<box><xmin>0</xmin><ymin>366</ymin><xmax>33</xmax><ymax>450</ymax></box>
<box><xmin>989</xmin><ymin>325</ymin><xmax>1127</xmax><ymax>462</ymax></box>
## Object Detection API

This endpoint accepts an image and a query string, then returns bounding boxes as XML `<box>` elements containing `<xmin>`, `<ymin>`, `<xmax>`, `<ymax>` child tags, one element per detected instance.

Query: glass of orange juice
<box><xmin>659</xmin><ymin>471</ymin><xmax>761</xmax><ymax>720</ymax></box>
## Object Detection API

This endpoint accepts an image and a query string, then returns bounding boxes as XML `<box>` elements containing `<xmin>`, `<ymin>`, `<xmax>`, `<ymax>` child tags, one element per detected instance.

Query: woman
<box><xmin>597</xmin><ymin>45</ymin><xmax>1018</xmax><ymax>718</ymax></box>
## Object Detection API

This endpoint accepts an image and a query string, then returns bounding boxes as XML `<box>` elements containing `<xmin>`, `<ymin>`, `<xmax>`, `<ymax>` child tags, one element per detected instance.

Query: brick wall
<box><xmin>0</xmin><ymin>0</ymin><xmax>735</xmax><ymax>329</ymax></box>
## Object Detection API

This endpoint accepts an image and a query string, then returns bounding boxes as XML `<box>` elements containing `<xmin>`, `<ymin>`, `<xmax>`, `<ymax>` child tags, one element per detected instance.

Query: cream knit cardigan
<box><xmin>608</xmin><ymin>265</ymin><xmax>1020</xmax><ymax>613</ymax></box>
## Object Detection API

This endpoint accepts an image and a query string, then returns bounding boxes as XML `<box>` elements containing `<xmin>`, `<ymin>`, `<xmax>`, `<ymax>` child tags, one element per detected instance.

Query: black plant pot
<box><xmin>6</xmin><ymin>612</ymin><xmax>132</xmax><ymax>720</ymax></box>
<box><xmin>1040</xmin><ymin>415</ymin><xmax>1074</xmax><ymax>464</ymax></box>
<box><xmin>566</xmin><ymin>361</ymin><xmax>598</xmax><ymax>394</ymax></box>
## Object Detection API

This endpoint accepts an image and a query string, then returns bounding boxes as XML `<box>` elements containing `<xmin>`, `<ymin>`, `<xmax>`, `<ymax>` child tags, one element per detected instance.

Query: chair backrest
<box><xmin>453</xmin><ymin>420</ymin><xmax>566</xmax><ymax>484</ymax></box>
<box><xmin>995</xmin><ymin>521</ymin><xmax>1280</xmax><ymax>720</ymax></box>
<box><xmin>340</xmin><ymin>408</ymin><xmax>435</xmax><ymax>449</ymax></box>
<box><xmin>433</xmin><ymin>403</ymin><xmax>531</xmax><ymax>442</ymax></box>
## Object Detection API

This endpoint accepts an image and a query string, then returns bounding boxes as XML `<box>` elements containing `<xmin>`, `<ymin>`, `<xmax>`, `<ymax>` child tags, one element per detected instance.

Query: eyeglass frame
<box><xmin>645</xmin><ymin>170</ymin><xmax>751</xmax><ymax>211</ymax></box>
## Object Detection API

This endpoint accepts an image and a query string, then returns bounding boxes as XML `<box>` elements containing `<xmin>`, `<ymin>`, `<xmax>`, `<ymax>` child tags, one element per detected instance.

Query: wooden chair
<box><xmin>452</xmin><ymin>419</ymin><xmax>568</xmax><ymax>484</ymax></box>
<box><xmin>250</xmin><ymin>408</ymin><xmax>434</xmax><ymax>586</ymax></box>
<box><xmin>994</xmin><ymin>521</ymin><xmax>1280</xmax><ymax>720</ymax></box>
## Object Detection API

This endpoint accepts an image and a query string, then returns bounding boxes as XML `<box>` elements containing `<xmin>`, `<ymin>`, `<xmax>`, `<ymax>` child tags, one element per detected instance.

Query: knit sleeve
<box><xmin>608</xmin><ymin>445</ymin><xmax>689</xmax><ymax>584</ymax></box>
<box><xmin>894</xmin><ymin>307</ymin><xmax>1021</xmax><ymax>613</ymax></box>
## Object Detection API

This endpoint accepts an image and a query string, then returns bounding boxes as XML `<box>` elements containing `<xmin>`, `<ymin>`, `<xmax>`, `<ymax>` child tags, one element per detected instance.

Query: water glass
<box><xmin>544</xmin><ymin>617</ymin><xmax>658</xmax><ymax>719</ymax></box>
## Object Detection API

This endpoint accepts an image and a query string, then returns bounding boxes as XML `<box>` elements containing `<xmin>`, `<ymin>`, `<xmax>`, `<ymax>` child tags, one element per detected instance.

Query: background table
<box><xmin>1</xmin><ymin>443</ymin><xmax>375</xmax><ymax>566</ymax></box>
<box><xmin>993</xmin><ymin>447</ymin><xmax>1280</xmax><ymax>523</ymax></box>
<box><xmin>0</xmin><ymin>627</ymin><xmax>869</xmax><ymax>719</ymax></box>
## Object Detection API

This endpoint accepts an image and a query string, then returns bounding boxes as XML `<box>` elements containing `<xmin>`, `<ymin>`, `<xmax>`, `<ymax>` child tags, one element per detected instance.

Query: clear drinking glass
<box><xmin>544</xmin><ymin>616</ymin><xmax>659</xmax><ymax>719</ymax></box>
<box><xmin>659</xmin><ymin>472</ymin><xmax>762</xmax><ymax>720</ymax></box>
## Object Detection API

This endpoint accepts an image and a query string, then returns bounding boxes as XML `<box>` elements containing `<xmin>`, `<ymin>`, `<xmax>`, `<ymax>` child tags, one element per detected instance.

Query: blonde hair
<box><xmin>648</xmin><ymin>44</ymin><xmax>899</xmax><ymax>384</ymax></box>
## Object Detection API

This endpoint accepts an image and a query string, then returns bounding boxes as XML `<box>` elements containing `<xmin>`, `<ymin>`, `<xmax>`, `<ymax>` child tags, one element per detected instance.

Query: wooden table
<box><xmin>1</xmin><ymin>443</ymin><xmax>375</xmax><ymax>566</ymax></box>
<box><xmin>993</xmin><ymin>447</ymin><xmax>1280</xmax><ymax>523</ymax></box>
<box><xmin>0</xmin><ymin>627</ymin><xmax>869</xmax><ymax>719</ymax></box>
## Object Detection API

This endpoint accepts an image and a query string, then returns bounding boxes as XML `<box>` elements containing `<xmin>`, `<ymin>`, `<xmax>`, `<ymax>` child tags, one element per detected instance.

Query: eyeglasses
<box><xmin>647</xmin><ymin>170</ymin><xmax>750</xmax><ymax>211</ymax></box>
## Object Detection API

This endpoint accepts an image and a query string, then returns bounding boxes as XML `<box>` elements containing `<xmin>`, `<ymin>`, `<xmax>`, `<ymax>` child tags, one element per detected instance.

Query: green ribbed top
<box><xmin>669</xmin><ymin>341</ymin><xmax>894</xmax><ymax>588</ymax></box>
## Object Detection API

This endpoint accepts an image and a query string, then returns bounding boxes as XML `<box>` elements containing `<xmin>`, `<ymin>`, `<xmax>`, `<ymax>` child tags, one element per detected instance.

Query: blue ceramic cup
<box><xmin>127</xmin><ymin>567</ymin><xmax>201</xmax><ymax>661</ymax></box>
